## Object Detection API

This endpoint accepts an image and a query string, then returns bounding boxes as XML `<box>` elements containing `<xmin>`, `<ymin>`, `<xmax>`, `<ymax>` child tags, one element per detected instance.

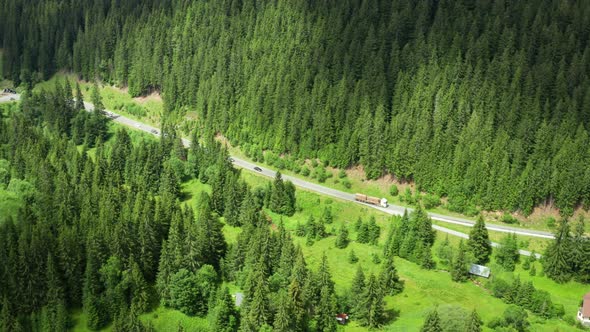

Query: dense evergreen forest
<box><xmin>2</xmin><ymin>0</ymin><xmax>590</xmax><ymax>216</ymax></box>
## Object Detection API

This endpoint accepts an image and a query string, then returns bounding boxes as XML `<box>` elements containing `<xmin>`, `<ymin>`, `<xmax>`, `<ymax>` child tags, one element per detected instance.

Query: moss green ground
<box><xmin>20</xmin><ymin>75</ymin><xmax>582</xmax><ymax>331</ymax></box>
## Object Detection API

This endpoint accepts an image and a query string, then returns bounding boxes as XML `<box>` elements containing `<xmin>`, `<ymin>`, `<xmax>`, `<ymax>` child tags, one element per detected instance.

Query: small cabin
<box><xmin>233</xmin><ymin>292</ymin><xmax>244</xmax><ymax>307</ymax></box>
<box><xmin>469</xmin><ymin>264</ymin><xmax>491</xmax><ymax>278</ymax></box>
<box><xmin>578</xmin><ymin>292</ymin><xmax>590</xmax><ymax>326</ymax></box>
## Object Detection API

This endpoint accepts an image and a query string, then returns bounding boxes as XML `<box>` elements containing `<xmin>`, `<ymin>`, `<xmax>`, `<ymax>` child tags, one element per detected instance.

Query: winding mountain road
<box><xmin>1</xmin><ymin>92</ymin><xmax>551</xmax><ymax>257</ymax></box>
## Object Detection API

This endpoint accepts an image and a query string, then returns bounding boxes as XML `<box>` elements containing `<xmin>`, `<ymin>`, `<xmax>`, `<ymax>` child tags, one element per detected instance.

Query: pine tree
<box><xmin>288</xmin><ymin>250</ymin><xmax>308</xmax><ymax>331</ymax></box>
<box><xmin>195</xmin><ymin>193</ymin><xmax>227</xmax><ymax>270</ymax></box>
<box><xmin>357</xmin><ymin>221</ymin><xmax>370</xmax><ymax>244</ymax></box>
<box><xmin>75</xmin><ymin>82</ymin><xmax>85</xmax><ymax>111</ymax></box>
<box><xmin>391</xmin><ymin>210</ymin><xmax>410</xmax><ymax>256</ymax></box>
<box><xmin>270</xmin><ymin>172</ymin><xmax>285</xmax><ymax>214</ymax></box>
<box><xmin>348</xmin><ymin>249</ymin><xmax>359</xmax><ymax>264</ymax></box>
<box><xmin>436</xmin><ymin>234</ymin><xmax>453</xmax><ymax>266</ymax></box>
<box><xmin>209</xmin><ymin>287</ymin><xmax>239</xmax><ymax>332</ymax></box>
<box><xmin>451</xmin><ymin>240</ymin><xmax>469</xmax><ymax>282</ymax></box>
<box><xmin>465</xmin><ymin>309</ymin><xmax>482</xmax><ymax>332</ymax></box>
<box><xmin>356</xmin><ymin>273</ymin><xmax>386</xmax><ymax>328</ymax></box>
<box><xmin>91</xmin><ymin>81</ymin><xmax>104</xmax><ymax>113</ymax></box>
<box><xmin>349</xmin><ymin>266</ymin><xmax>366</xmax><ymax>314</ymax></box>
<box><xmin>322</xmin><ymin>206</ymin><xmax>334</xmax><ymax>224</ymax></box>
<box><xmin>379</xmin><ymin>256</ymin><xmax>403</xmax><ymax>295</ymax></box>
<box><xmin>420</xmin><ymin>309</ymin><xmax>442</xmax><ymax>332</ymax></box>
<box><xmin>467</xmin><ymin>215</ymin><xmax>492</xmax><ymax>265</ymax></box>
<box><xmin>335</xmin><ymin>223</ymin><xmax>349</xmax><ymax>249</ymax></box>
<box><xmin>529</xmin><ymin>263</ymin><xmax>536</xmax><ymax>276</ymax></box>
<box><xmin>273</xmin><ymin>290</ymin><xmax>293</xmax><ymax>332</ymax></box>
<box><xmin>367</xmin><ymin>216</ymin><xmax>381</xmax><ymax>245</ymax></box>
<box><xmin>312</xmin><ymin>253</ymin><xmax>337</xmax><ymax>332</ymax></box>
<box><xmin>421</xmin><ymin>245</ymin><xmax>436</xmax><ymax>270</ymax></box>
<box><xmin>495</xmin><ymin>233</ymin><xmax>520</xmax><ymax>272</ymax></box>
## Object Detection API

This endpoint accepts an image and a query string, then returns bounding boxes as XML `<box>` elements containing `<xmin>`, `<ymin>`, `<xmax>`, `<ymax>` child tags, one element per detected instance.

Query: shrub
<box><xmin>371</xmin><ymin>253</ymin><xmax>381</xmax><ymax>264</ymax></box>
<box><xmin>389</xmin><ymin>185</ymin><xmax>399</xmax><ymax>196</ymax></box>
<box><xmin>301</xmin><ymin>166</ymin><xmax>310</xmax><ymax>177</ymax></box>
<box><xmin>501</xmin><ymin>213</ymin><xmax>518</xmax><ymax>224</ymax></box>
<box><xmin>348</xmin><ymin>249</ymin><xmax>359</xmax><ymax>264</ymax></box>
<box><xmin>341</xmin><ymin>179</ymin><xmax>352</xmax><ymax>189</ymax></box>
<box><xmin>338</xmin><ymin>169</ymin><xmax>347</xmax><ymax>178</ymax></box>
<box><xmin>422</xmin><ymin>194</ymin><xmax>441</xmax><ymax>209</ymax></box>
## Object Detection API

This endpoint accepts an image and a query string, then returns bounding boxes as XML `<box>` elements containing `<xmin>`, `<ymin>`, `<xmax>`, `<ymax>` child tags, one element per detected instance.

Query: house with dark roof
<box><xmin>578</xmin><ymin>292</ymin><xmax>590</xmax><ymax>326</ymax></box>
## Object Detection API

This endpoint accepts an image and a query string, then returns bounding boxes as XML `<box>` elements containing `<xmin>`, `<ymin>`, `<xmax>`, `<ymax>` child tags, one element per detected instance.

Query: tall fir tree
<box><xmin>356</xmin><ymin>273</ymin><xmax>386</xmax><ymax>328</ymax></box>
<box><xmin>451</xmin><ymin>240</ymin><xmax>469</xmax><ymax>282</ymax></box>
<box><xmin>420</xmin><ymin>309</ymin><xmax>442</xmax><ymax>332</ymax></box>
<box><xmin>467</xmin><ymin>216</ymin><xmax>492</xmax><ymax>265</ymax></box>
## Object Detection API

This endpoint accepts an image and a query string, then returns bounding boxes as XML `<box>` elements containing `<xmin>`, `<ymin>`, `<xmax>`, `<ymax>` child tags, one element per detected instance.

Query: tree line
<box><xmin>2</xmin><ymin>0</ymin><xmax>590</xmax><ymax>216</ymax></box>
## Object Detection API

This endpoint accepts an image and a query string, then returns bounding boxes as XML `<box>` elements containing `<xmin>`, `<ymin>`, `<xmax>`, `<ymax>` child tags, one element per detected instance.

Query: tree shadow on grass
<box><xmin>384</xmin><ymin>307</ymin><xmax>401</xmax><ymax>325</ymax></box>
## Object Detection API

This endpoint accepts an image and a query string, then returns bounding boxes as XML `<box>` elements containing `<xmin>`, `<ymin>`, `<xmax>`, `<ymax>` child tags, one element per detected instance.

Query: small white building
<box><xmin>469</xmin><ymin>264</ymin><xmax>491</xmax><ymax>278</ymax></box>
<box><xmin>578</xmin><ymin>292</ymin><xmax>590</xmax><ymax>326</ymax></box>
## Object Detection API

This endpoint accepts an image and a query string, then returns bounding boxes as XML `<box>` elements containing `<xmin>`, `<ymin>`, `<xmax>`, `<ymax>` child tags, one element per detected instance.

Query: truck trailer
<box><xmin>355</xmin><ymin>193</ymin><xmax>388</xmax><ymax>208</ymax></box>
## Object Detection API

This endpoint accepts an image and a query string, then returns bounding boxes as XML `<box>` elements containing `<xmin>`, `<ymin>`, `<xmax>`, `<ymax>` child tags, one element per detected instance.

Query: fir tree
<box><xmin>451</xmin><ymin>240</ymin><xmax>469</xmax><ymax>282</ymax></box>
<box><xmin>495</xmin><ymin>233</ymin><xmax>520</xmax><ymax>272</ymax></box>
<box><xmin>379</xmin><ymin>256</ymin><xmax>403</xmax><ymax>296</ymax></box>
<box><xmin>209</xmin><ymin>287</ymin><xmax>239</xmax><ymax>332</ymax></box>
<box><xmin>356</xmin><ymin>274</ymin><xmax>386</xmax><ymax>328</ymax></box>
<box><xmin>467</xmin><ymin>216</ymin><xmax>492</xmax><ymax>265</ymax></box>
<box><xmin>349</xmin><ymin>266</ymin><xmax>366</xmax><ymax>314</ymax></box>
<box><xmin>420</xmin><ymin>309</ymin><xmax>442</xmax><ymax>332</ymax></box>
<box><xmin>465</xmin><ymin>309</ymin><xmax>482</xmax><ymax>332</ymax></box>
<box><xmin>273</xmin><ymin>290</ymin><xmax>293</xmax><ymax>332</ymax></box>
<box><xmin>335</xmin><ymin>223</ymin><xmax>349</xmax><ymax>249</ymax></box>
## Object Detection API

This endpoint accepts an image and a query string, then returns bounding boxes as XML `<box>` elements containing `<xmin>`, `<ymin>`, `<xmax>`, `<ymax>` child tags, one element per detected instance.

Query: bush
<box><xmin>389</xmin><ymin>185</ymin><xmax>399</xmax><ymax>196</ymax></box>
<box><xmin>300</xmin><ymin>167</ymin><xmax>310</xmax><ymax>177</ymax></box>
<box><xmin>311</xmin><ymin>159</ymin><xmax>318</xmax><ymax>168</ymax></box>
<box><xmin>348</xmin><ymin>249</ymin><xmax>359</xmax><ymax>264</ymax></box>
<box><xmin>341</xmin><ymin>178</ymin><xmax>352</xmax><ymax>189</ymax></box>
<box><xmin>545</xmin><ymin>217</ymin><xmax>556</xmax><ymax>228</ymax></box>
<box><xmin>422</xmin><ymin>194</ymin><xmax>441</xmax><ymax>209</ymax></box>
<box><xmin>501</xmin><ymin>213</ymin><xmax>518</xmax><ymax>224</ymax></box>
<box><xmin>371</xmin><ymin>253</ymin><xmax>381</xmax><ymax>264</ymax></box>
<box><xmin>338</xmin><ymin>169</ymin><xmax>347</xmax><ymax>179</ymax></box>
<box><xmin>315</xmin><ymin>166</ymin><xmax>328</xmax><ymax>183</ymax></box>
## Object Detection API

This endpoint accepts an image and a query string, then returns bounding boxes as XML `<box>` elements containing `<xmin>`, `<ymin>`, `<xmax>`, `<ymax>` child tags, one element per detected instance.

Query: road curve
<box><xmin>2</xmin><ymin>93</ymin><xmax>548</xmax><ymax>257</ymax></box>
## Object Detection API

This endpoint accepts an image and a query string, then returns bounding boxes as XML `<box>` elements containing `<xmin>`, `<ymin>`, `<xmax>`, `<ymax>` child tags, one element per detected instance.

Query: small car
<box><xmin>254</xmin><ymin>166</ymin><xmax>262</xmax><ymax>172</ymax></box>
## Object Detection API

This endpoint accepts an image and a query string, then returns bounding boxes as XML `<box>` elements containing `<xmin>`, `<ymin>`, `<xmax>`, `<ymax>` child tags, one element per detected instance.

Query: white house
<box><xmin>578</xmin><ymin>292</ymin><xmax>590</xmax><ymax>326</ymax></box>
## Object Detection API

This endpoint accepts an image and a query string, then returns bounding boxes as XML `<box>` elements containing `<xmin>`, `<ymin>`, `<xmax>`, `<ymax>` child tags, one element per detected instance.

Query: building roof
<box><xmin>234</xmin><ymin>292</ymin><xmax>244</xmax><ymax>307</ymax></box>
<box><xmin>469</xmin><ymin>264</ymin><xmax>491</xmax><ymax>278</ymax></box>
<box><xmin>583</xmin><ymin>292</ymin><xmax>590</xmax><ymax>318</ymax></box>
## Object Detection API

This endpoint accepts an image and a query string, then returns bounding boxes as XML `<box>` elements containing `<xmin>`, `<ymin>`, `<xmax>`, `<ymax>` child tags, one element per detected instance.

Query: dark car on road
<box><xmin>254</xmin><ymin>166</ymin><xmax>262</xmax><ymax>172</ymax></box>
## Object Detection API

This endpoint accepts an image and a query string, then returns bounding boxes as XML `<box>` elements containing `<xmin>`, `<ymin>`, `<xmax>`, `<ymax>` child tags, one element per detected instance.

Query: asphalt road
<box><xmin>2</xmin><ymin>93</ymin><xmax>549</xmax><ymax>257</ymax></box>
